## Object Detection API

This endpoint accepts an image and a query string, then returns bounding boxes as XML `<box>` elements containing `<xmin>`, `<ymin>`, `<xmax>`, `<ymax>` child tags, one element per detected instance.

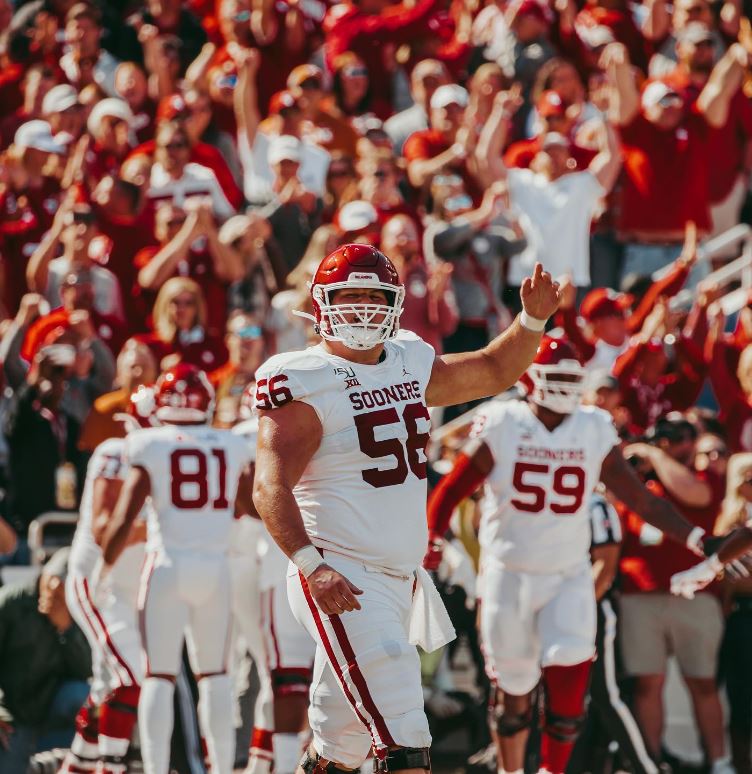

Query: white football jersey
<box><xmin>69</xmin><ymin>438</ymin><xmax>145</xmax><ymax>595</ymax></box>
<box><xmin>70</xmin><ymin>438</ymin><xmax>125</xmax><ymax>577</ymax></box>
<box><xmin>126</xmin><ymin>424</ymin><xmax>253</xmax><ymax>554</ymax></box>
<box><xmin>473</xmin><ymin>400</ymin><xmax>619</xmax><ymax>573</ymax></box>
<box><xmin>254</xmin><ymin>332</ymin><xmax>435</xmax><ymax>575</ymax></box>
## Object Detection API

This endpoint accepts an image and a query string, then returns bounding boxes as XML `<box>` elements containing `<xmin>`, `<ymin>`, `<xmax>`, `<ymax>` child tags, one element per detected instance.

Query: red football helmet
<box><xmin>523</xmin><ymin>337</ymin><xmax>585</xmax><ymax>415</ymax></box>
<box><xmin>154</xmin><ymin>363</ymin><xmax>215</xmax><ymax>423</ymax></box>
<box><xmin>304</xmin><ymin>243</ymin><xmax>405</xmax><ymax>351</ymax></box>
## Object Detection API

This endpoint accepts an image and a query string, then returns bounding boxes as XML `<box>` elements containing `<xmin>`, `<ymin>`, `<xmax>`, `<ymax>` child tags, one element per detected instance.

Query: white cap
<box><xmin>87</xmin><ymin>98</ymin><xmax>134</xmax><ymax>135</ymax></box>
<box><xmin>430</xmin><ymin>84</ymin><xmax>469</xmax><ymax>111</ymax></box>
<box><xmin>14</xmin><ymin>120</ymin><xmax>68</xmax><ymax>154</ymax></box>
<box><xmin>641</xmin><ymin>81</ymin><xmax>680</xmax><ymax>109</ymax></box>
<box><xmin>268</xmin><ymin>134</ymin><xmax>302</xmax><ymax>165</ymax></box>
<box><xmin>42</xmin><ymin>84</ymin><xmax>79</xmax><ymax>115</ymax></box>
<box><xmin>578</xmin><ymin>25</ymin><xmax>615</xmax><ymax>49</ymax></box>
<box><xmin>337</xmin><ymin>200</ymin><xmax>378</xmax><ymax>233</ymax></box>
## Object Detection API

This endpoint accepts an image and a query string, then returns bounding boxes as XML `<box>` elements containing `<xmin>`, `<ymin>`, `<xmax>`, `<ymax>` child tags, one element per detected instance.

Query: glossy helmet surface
<box><xmin>309</xmin><ymin>243</ymin><xmax>405</xmax><ymax>350</ymax></box>
<box><xmin>525</xmin><ymin>336</ymin><xmax>585</xmax><ymax>415</ymax></box>
<box><xmin>154</xmin><ymin>363</ymin><xmax>215</xmax><ymax>423</ymax></box>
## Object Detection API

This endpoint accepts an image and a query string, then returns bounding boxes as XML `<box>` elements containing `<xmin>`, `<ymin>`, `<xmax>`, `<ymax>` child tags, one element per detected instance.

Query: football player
<box><xmin>62</xmin><ymin>386</ymin><xmax>157</xmax><ymax>774</ymax></box>
<box><xmin>252</xmin><ymin>245</ymin><xmax>561</xmax><ymax>774</ymax></box>
<box><xmin>425</xmin><ymin>337</ymin><xmax>752</xmax><ymax>774</ymax></box>
<box><xmin>232</xmin><ymin>387</ymin><xmax>314</xmax><ymax>774</ymax></box>
<box><xmin>100</xmin><ymin>364</ymin><xmax>253</xmax><ymax>774</ymax></box>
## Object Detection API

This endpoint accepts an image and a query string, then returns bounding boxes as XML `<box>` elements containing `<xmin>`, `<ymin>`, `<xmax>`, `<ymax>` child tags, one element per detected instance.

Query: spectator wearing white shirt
<box><xmin>476</xmin><ymin>89</ymin><xmax>622</xmax><ymax>295</ymax></box>
<box><xmin>148</xmin><ymin>122</ymin><xmax>235</xmax><ymax>221</ymax></box>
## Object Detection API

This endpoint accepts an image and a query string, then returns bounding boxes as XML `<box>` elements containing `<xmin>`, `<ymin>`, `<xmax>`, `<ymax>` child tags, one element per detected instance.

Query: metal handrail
<box><xmin>27</xmin><ymin>511</ymin><xmax>79</xmax><ymax>566</ymax></box>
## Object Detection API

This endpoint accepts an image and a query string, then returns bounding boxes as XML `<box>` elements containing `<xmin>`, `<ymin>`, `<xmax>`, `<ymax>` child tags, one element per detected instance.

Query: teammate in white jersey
<box><xmin>232</xmin><ymin>389</ymin><xmax>314</xmax><ymax>774</ymax></box>
<box><xmin>251</xmin><ymin>243</ymin><xmax>562</xmax><ymax>774</ymax></box>
<box><xmin>100</xmin><ymin>363</ymin><xmax>254</xmax><ymax>774</ymax></box>
<box><xmin>63</xmin><ymin>386</ymin><xmax>157</xmax><ymax>774</ymax></box>
<box><xmin>425</xmin><ymin>337</ymin><xmax>752</xmax><ymax>774</ymax></box>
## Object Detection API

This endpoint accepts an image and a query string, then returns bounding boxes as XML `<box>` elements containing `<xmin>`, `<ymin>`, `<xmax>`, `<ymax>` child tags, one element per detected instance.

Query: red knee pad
<box><xmin>271</xmin><ymin>667</ymin><xmax>312</xmax><ymax>698</ymax></box>
<box><xmin>99</xmin><ymin>685</ymin><xmax>140</xmax><ymax>738</ymax></box>
<box><xmin>250</xmin><ymin>727</ymin><xmax>274</xmax><ymax>755</ymax></box>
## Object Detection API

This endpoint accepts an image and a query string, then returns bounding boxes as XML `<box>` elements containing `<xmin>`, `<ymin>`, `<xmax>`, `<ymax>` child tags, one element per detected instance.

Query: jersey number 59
<box><xmin>511</xmin><ymin>461</ymin><xmax>585</xmax><ymax>515</ymax></box>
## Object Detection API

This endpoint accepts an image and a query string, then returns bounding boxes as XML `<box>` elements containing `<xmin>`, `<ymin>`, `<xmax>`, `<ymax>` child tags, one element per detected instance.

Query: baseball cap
<box><xmin>14</xmin><ymin>120</ymin><xmax>69</xmax><ymax>154</ymax></box>
<box><xmin>648</xmin><ymin>413</ymin><xmax>697</xmax><ymax>443</ymax></box>
<box><xmin>42</xmin><ymin>84</ymin><xmax>79</xmax><ymax>115</ymax></box>
<box><xmin>641</xmin><ymin>81</ymin><xmax>681</xmax><ymax>109</ymax></box>
<box><xmin>268</xmin><ymin>135</ymin><xmax>302</xmax><ymax>165</ymax></box>
<box><xmin>513</xmin><ymin>0</ymin><xmax>551</xmax><ymax>25</ymax></box>
<box><xmin>335</xmin><ymin>200</ymin><xmax>379</xmax><ymax>234</ymax></box>
<box><xmin>537</xmin><ymin>90</ymin><xmax>566</xmax><ymax>118</ymax></box>
<box><xmin>268</xmin><ymin>90</ymin><xmax>299</xmax><ymax>115</ymax></box>
<box><xmin>541</xmin><ymin>131</ymin><xmax>570</xmax><ymax>150</ymax></box>
<box><xmin>156</xmin><ymin>94</ymin><xmax>188</xmax><ymax>123</ymax></box>
<box><xmin>580</xmin><ymin>288</ymin><xmax>627</xmax><ymax>322</ymax></box>
<box><xmin>679</xmin><ymin>21</ymin><xmax>714</xmax><ymax>44</ymax></box>
<box><xmin>430</xmin><ymin>84</ymin><xmax>469</xmax><ymax>111</ymax></box>
<box><xmin>287</xmin><ymin>64</ymin><xmax>323</xmax><ymax>90</ymax></box>
<box><xmin>578</xmin><ymin>25</ymin><xmax>615</xmax><ymax>49</ymax></box>
<box><xmin>87</xmin><ymin>98</ymin><xmax>134</xmax><ymax>135</ymax></box>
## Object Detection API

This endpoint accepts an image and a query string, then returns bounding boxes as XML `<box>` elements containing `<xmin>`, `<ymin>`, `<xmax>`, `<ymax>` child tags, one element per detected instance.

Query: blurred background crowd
<box><xmin>3</xmin><ymin>0</ymin><xmax>752</xmax><ymax>771</ymax></box>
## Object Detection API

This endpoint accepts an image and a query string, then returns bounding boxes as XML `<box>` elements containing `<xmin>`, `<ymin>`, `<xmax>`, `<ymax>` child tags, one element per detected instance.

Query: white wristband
<box><xmin>707</xmin><ymin>554</ymin><xmax>724</xmax><ymax>575</ymax></box>
<box><xmin>292</xmin><ymin>545</ymin><xmax>325</xmax><ymax>578</ymax></box>
<box><xmin>519</xmin><ymin>311</ymin><xmax>547</xmax><ymax>332</ymax></box>
<box><xmin>686</xmin><ymin>526</ymin><xmax>706</xmax><ymax>556</ymax></box>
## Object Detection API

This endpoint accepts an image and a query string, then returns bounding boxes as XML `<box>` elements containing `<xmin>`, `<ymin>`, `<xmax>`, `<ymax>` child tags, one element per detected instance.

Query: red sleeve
<box><xmin>559</xmin><ymin>306</ymin><xmax>596</xmax><ymax>363</ymax></box>
<box><xmin>191</xmin><ymin>145</ymin><xmax>243</xmax><ymax>211</ymax></box>
<box><xmin>133</xmin><ymin>247</ymin><xmax>158</xmax><ymax>270</ymax></box>
<box><xmin>358</xmin><ymin>0</ymin><xmax>441</xmax><ymax>41</ymax></box>
<box><xmin>403</xmin><ymin>131</ymin><xmax>432</xmax><ymax>162</ymax></box>
<box><xmin>627</xmin><ymin>261</ymin><xmax>689</xmax><ymax>334</ymax></box>
<box><xmin>709</xmin><ymin>337</ymin><xmax>747</xmax><ymax>417</ymax></box>
<box><xmin>613</xmin><ymin>337</ymin><xmax>645</xmax><ymax>385</ymax></box>
<box><xmin>427</xmin><ymin>452</ymin><xmax>488</xmax><ymax>537</ymax></box>
<box><xmin>503</xmin><ymin>140</ymin><xmax>536</xmax><ymax>170</ymax></box>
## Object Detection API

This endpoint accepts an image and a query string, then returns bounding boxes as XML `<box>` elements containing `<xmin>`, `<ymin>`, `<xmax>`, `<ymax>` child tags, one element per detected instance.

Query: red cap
<box><xmin>156</xmin><ymin>94</ymin><xmax>188</xmax><ymax>123</ymax></box>
<box><xmin>514</xmin><ymin>0</ymin><xmax>551</xmax><ymax>26</ymax></box>
<box><xmin>268</xmin><ymin>90</ymin><xmax>298</xmax><ymax>115</ymax></box>
<box><xmin>580</xmin><ymin>288</ymin><xmax>627</xmax><ymax>322</ymax></box>
<box><xmin>537</xmin><ymin>90</ymin><xmax>567</xmax><ymax>118</ymax></box>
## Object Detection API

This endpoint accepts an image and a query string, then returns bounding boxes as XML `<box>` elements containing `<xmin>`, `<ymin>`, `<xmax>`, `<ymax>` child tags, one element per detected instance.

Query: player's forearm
<box><xmin>637</xmin><ymin>493</ymin><xmax>694</xmax><ymax>546</ymax></box>
<box><xmin>712</xmin><ymin>526</ymin><xmax>752</xmax><ymax>564</ymax></box>
<box><xmin>427</xmin><ymin>316</ymin><xmax>542</xmax><ymax>406</ymax></box>
<box><xmin>253</xmin><ymin>480</ymin><xmax>311</xmax><ymax>558</ymax></box>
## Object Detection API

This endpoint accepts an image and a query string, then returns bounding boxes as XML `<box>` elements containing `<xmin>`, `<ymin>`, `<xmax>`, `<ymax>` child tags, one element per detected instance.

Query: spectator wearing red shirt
<box><xmin>605</xmin><ymin>40</ymin><xmax>746</xmax><ymax>281</ymax></box>
<box><xmin>707</xmin><ymin>308</ymin><xmax>752</xmax><ymax>453</ymax></box>
<box><xmin>662</xmin><ymin>23</ymin><xmax>752</xmax><ymax>262</ymax></box>
<box><xmin>503</xmin><ymin>90</ymin><xmax>596</xmax><ymax>170</ymax></box>
<box><xmin>0</xmin><ymin>64</ymin><xmax>58</xmax><ymax>149</ymax></box>
<box><xmin>131</xmin><ymin>93</ymin><xmax>243</xmax><ymax>210</ymax></box>
<box><xmin>137</xmin><ymin>276</ymin><xmax>229</xmax><ymax>371</ymax></box>
<box><xmin>0</xmin><ymin>120</ymin><xmax>65</xmax><ymax>314</ymax></box>
<box><xmin>618</xmin><ymin>415</ymin><xmax>729</xmax><ymax>770</ymax></box>
<box><xmin>380</xmin><ymin>214</ymin><xmax>458</xmax><ymax>354</ymax></box>
<box><xmin>557</xmin><ymin>231</ymin><xmax>696</xmax><ymax>370</ymax></box>
<box><xmin>135</xmin><ymin>199</ymin><xmax>244</xmax><ymax>334</ymax></box>
<box><xmin>404</xmin><ymin>84</ymin><xmax>481</xmax><ymax>201</ymax></box>
<box><xmin>613</xmin><ymin>300</ymin><xmax>706</xmax><ymax>433</ymax></box>
<box><xmin>323</xmin><ymin>0</ymin><xmax>442</xmax><ymax>115</ymax></box>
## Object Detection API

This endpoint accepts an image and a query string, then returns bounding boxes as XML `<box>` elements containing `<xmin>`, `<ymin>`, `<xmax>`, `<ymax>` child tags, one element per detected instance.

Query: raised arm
<box><xmin>232</xmin><ymin>46</ymin><xmax>261</xmax><ymax>151</ymax></box>
<box><xmin>253</xmin><ymin>401</ymin><xmax>362</xmax><ymax>615</ymax></box>
<box><xmin>426</xmin><ymin>263</ymin><xmax>561</xmax><ymax>407</ymax></box>
<box><xmin>474</xmin><ymin>90</ymin><xmax>520</xmax><ymax>187</ymax></box>
<box><xmin>137</xmin><ymin>214</ymin><xmax>198</xmax><ymax>290</ymax></box>
<box><xmin>199</xmin><ymin>204</ymin><xmax>245</xmax><ymax>282</ymax></box>
<box><xmin>588</xmin><ymin>119</ymin><xmax>622</xmax><ymax>194</ymax></box>
<box><xmin>697</xmin><ymin>43</ymin><xmax>748</xmax><ymax>128</ymax></box>
<box><xmin>601</xmin><ymin>42</ymin><xmax>640</xmax><ymax>127</ymax></box>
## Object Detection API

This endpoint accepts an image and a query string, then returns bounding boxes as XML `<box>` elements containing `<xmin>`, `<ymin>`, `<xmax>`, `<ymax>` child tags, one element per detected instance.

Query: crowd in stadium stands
<box><xmin>2</xmin><ymin>0</ymin><xmax>752</xmax><ymax>771</ymax></box>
